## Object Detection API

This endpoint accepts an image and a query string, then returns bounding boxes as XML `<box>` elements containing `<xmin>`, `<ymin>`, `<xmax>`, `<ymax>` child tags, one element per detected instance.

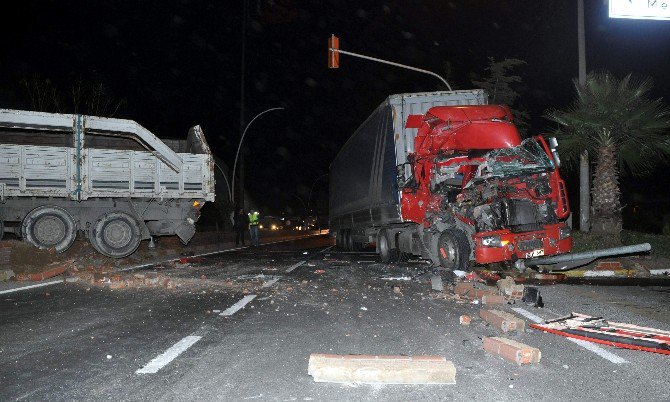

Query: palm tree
<box><xmin>547</xmin><ymin>72</ymin><xmax>670</xmax><ymax>235</ymax></box>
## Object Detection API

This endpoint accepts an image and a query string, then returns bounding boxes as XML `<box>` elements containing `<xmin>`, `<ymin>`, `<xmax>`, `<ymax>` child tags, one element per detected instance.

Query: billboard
<box><xmin>609</xmin><ymin>0</ymin><xmax>670</xmax><ymax>20</ymax></box>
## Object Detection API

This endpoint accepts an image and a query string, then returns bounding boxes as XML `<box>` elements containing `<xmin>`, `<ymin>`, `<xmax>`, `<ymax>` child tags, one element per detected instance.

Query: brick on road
<box><xmin>483</xmin><ymin>337</ymin><xmax>541</xmax><ymax>365</ymax></box>
<box><xmin>308</xmin><ymin>354</ymin><xmax>457</xmax><ymax>384</ymax></box>
<box><xmin>479</xmin><ymin>309</ymin><xmax>525</xmax><ymax>332</ymax></box>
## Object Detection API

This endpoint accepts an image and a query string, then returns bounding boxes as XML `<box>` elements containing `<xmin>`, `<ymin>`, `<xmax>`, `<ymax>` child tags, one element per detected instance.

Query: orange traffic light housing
<box><xmin>328</xmin><ymin>34</ymin><xmax>339</xmax><ymax>68</ymax></box>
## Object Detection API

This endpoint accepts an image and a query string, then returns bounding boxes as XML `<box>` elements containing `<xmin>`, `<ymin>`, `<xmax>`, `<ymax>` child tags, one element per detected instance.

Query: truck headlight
<box><xmin>559</xmin><ymin>226</ymin><xmax>571</xmax><ymax>240</ymax></box>
<box><xmin>481</xmin><ymin>235</ymin><xmax>502</xmax><ymax>247</ymax></box>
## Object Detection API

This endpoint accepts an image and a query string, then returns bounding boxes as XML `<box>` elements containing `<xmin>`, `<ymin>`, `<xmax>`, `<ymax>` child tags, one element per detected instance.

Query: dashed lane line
<box><xmin>512</xmin><ymin>307</ymin><xmax>628</xmax><ymax>364</ymax></box>
<box><xmin>136</xmin><ymin>335</ymin><xmax>202</xmax><ymax>374</ymax></box>
<box><xmin>285</xmin><ymin>261</ymin><xmax>307</xmax><ymax>273</ymax></box>
<box><xmin>219</xmin><ymin>295</ymin><xmax>257</xmax><ymax>316</ymax></box>
<box><xmin>261</xmin><ymin>277</ymin><xmax>281</xmax><ymax>288</ymax></box>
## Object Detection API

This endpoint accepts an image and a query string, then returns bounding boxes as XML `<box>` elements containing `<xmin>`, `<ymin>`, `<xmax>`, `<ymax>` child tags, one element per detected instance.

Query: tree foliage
<box><xmin>21</xmin><ymin>76</ymin><xmax>125</xmax><ymax>117</ymax></box>
<box><xmin>546</xmin><ymin>72</ymin><xmax>670</xmax><ymax>176</ymax></box>
<box><xmin>471</xmin><ymin>57</ymin><xmax>529</xmax><ymax>133</ymax></box>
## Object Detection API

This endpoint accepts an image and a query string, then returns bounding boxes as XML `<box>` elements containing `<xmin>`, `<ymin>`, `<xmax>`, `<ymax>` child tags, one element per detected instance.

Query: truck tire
<box><xmin>437</xmin><ymin>229</ymin><xmax>470</xmax><ymax>271</ymax></box>
<box><xmin>344</xmin><ymin>229</ymin><xmax>353</xmax><ymax>251</ymax></box>
<box><xmin>336</xmin><ymin>230</ymin><xmax>344</xmax><ymax>249</ymax></box>
<box><xmin>90</xmin><ymin>212</ymin><xmax>142</xmax><ymax>258</ymax></box>
<box><xmin>378</xmin><ymin>229</ymin><xmax>399</xmax><ymax>263</ymax></box>
<box><xmin>22</xmin><ymin>206</ymin><xmax>77</xmax><ymax>252</ymax></box>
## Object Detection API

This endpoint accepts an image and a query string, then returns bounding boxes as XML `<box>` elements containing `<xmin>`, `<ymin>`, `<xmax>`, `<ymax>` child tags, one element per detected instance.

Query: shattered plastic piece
<box><xmin>314</xmin><ymin>269</ymin><xmax>326</xmax><ymax>274</ymax></box>
<box><xmin>453</xmin><ymin>270</ymin><xmax>466</xmax><ymax>277</ymax></box>
<box><xmin>460</xmin><ymin>315</ymin><xmax>471</xmax><ymax>325</ymax></box>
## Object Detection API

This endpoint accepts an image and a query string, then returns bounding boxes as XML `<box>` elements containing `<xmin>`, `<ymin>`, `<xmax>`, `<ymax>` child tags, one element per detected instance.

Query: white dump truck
<box><xmin>0</xmin><ymin>109</ymin><xmax>215</xmax><ymax>258</ymax></box>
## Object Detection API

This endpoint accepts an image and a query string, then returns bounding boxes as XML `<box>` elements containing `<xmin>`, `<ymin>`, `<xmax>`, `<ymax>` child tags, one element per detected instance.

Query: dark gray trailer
<box><xmin>329</xmin><ymin>90</ymin><xmax>487</xmax><ymax>250</ymax></box>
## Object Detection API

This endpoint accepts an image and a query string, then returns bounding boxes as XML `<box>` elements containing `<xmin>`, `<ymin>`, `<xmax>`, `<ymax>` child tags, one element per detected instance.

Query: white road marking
<box><xmin>511</xmin><ymin>307</ymin><xmax>545</xmax><ymax>324</ymax></box>
<box><xmin>567</xmin><ymin>338</ymin><xmax>628</xmax><ymax>364</ymax></box>
<box><xmin>261</xmin><ymin>277</ymin><xmax>281</xmax><ymax>288</ymax></box>
<box><xmin>0</xmin><ymin>280</ymin><xmax>62</xmax><ymax>295</ymax></box>
<box><xmin>136</xmin><ymin>335</ymin><xmax>202</xmax><ymax>374</ymax></box>
<box><xmin>285</xmin><ymin>260</ymin><xmax>307</xmax><ymax>273</ymax></box>
<box><xmin>512</xmin><ymin>307</ymin><xmax>628</xmax><ymax>364</ymax></box>
<box><xmin>115</xmin><ymin>233</ymin><xmax>326</xmax><ymax>273</ymax></box>
<box><xmin>219</xmin><ymin>295</ymin><xmax>257</xmax><ymax>316</ymax></box>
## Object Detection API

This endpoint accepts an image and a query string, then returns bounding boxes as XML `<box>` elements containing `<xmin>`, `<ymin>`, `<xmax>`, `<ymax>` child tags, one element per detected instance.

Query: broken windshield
<box><xmin>483</xmin><ymin>138</ymin><xmax>554</xmax><ymax>178</ymax></box>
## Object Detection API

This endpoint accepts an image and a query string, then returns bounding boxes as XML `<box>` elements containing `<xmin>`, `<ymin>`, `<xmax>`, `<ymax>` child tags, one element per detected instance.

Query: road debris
<box><xmin>459</xmin><ymin>315</ymin><xmax>471</xmax><ymax>325</ymax></box>
<box><xmin>480</xmin><ymin>309</ymin><xmax>526</xmax><ymax>333</ymax></box>
<box><xmin>431</xmin><ymin>274</ymin><xmax>444</xmax><ymax>291</ymax></box>
<box><xmin>307</xmin><ymin>354</ymin><xmax>457</xmax><ymax>384</ymax></box>
<box><xmin>530</xmin><ymin>312</ymin><xmax>670</xmax><ymax>355</ymax></box>
<box><xmin>483</xmin><ymin>337</ymin><xmax>542</xmax><ymax>365</ymax></box>
<box><xmin>0</xmin><ymin>269</ymin><xmax>15</xmax><ymax>282</ymax></box>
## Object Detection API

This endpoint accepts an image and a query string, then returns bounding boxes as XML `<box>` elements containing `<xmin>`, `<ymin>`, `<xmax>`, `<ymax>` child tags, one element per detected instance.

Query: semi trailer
<box><xmin>0</xmin><ymin>109</ymin><xmax>215</xmax><ymax>258</ymax></box>
<box><xmin>329</xmin><ymin>90</ymin><xmax>573</xmax><ymax>270</ymax></box>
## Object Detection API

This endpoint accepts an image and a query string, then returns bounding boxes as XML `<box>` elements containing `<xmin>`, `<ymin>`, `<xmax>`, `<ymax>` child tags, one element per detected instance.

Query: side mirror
<box><xmin>547</xmin><ymin>137</ymin><xmax>561</xmax><ymax>167</ymax></box>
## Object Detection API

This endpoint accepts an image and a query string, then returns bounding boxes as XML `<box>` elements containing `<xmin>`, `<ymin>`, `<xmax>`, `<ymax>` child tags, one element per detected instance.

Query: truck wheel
<box><xmin>22</xmin><ymin>206</ymin><xmax>77</xmax><ymax>252</ymax></box>
<box><xmin>344</xmin><ymin>229</ymin><xmax>354</xmax><ymax>251</ymax></box>
<box><xmin>437</xmin><ymin>229</ymin><xmax>470</xmax><ymax>271</ymax></box>
<box><xmin>90</xmin><ymin>212</ymin><xmax>141</xmax><ymax>258</ymax></box>
<box><xmin>378</xmin><ymin>229</ymin><xmax>399</xmax><ymax>263</ymax></box>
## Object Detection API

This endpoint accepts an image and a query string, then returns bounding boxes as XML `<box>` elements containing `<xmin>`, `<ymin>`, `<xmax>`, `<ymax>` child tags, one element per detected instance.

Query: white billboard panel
<box><xmin>609</xmin><ymin>0</ymin><xmax>670</xmax><ymax>20</ymax></box>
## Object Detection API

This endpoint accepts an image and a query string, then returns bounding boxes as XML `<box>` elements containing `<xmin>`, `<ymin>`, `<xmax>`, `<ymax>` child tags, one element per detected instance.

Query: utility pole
<box><xmin>239</xmin><ymin>0</ymin><xmax>248</xmax><ymax>210</ymax></box>
<box><xmin>578</xmin><ymin>0</ymin><xmax>590</xmax><ymax>233</ymax></box>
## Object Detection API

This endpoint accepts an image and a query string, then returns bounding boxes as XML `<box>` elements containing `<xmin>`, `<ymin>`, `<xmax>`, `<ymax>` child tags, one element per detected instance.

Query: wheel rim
<box><xmin>439</xmin><ymin>240</ymin><xmax>457</xmax><ymax>265</ymax></box>
<box><xmin>379</xmin><ymin>232</ymin><xmax>389</xmax><ymax>257</ymax></box>
<box><xmin>103</xmin><ymin>219</ymin><xmax>133</xmax><ymax>249</ymax></box>
<box><xmin>33</xmin><ymin>215</ymin><xmax>66</xmax><ymax>246</ymax></box>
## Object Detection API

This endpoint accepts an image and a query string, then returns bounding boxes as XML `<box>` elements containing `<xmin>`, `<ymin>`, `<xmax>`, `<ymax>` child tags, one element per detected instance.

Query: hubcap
<box><xmin>34</xmin><ymin>215</ymin><xmax>66</xmax><ymax>246</ymax></box>
<box><xmin>103</xmin><ymin>220</ymin><xmax>132</xmax><ymax>249</ymax></box>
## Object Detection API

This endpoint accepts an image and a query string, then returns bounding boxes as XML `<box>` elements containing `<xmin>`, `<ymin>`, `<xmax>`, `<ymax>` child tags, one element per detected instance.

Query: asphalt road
<box><xmin>1</xmin><ymin>235</ymin><xmax>669</xmax><ymax>401</ymax></box>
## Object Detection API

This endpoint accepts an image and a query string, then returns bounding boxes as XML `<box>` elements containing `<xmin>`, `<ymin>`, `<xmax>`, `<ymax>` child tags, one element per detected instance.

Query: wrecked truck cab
<box><xmin>329</xmin><ymin>91</ymin><xmax>573</xmax><ymax>271</ymax></box>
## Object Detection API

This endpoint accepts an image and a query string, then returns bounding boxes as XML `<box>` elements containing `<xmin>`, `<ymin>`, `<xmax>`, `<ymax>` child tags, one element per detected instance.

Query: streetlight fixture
<box><xmin>231</xmin><ymin>106</ymin><xmax>284</xmax><ymax>206</ymax></box>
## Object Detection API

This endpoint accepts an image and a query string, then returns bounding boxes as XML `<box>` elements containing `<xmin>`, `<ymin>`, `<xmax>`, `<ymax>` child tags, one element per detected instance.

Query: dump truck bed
<box><xmin>0</xmin><ymin>109</ymin><xmax>214</xmax><ymax>202</ymax></box>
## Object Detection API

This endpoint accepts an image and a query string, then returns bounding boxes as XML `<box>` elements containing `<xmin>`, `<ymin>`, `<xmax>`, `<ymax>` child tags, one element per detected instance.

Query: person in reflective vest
<box><xmin>248</xmin><ymin>210</ymin><xmax>260</xmax><ymax>247</ymax></box>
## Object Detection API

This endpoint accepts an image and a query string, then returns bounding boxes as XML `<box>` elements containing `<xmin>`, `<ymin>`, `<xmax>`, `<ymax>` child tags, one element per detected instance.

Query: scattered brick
<box><xmin>308</xmin><ymin>353</ymin><xmax>456</xmax><ymax>384</ymax></box>
<box><xmin>453</xmin><ymin>282</ymin><xmax>475</xmax><ymax>296</ymax></box>
<box><xmin>29</xmin><ymin>265</ymin><xmax>67</xmax><ymax>281</ymax></box>
<box><xmin>482</xmin><ymin>295</ymin><xmax>506</xmax><ymax>305</ymax></box>
<box><xmin>483</xmin><ymin>337</ymin><xmax>541</xmax><ymax>365</ymax></box>
<box><xmin>479</xmin><ymin>309</ymin><xmax>525</xmax><ymax>332</ymax></box>
<box><xmin>595</xmin><ymin>261</ymin><xmax>623</xmax><ymax>271</ymax></box>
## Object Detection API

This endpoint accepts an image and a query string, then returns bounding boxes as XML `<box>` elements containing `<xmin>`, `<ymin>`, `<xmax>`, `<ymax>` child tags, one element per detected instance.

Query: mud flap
<box><xmin>175</xmin><ymin>221</ymin><xmax>196</xmax><ymax>245</ymax></box>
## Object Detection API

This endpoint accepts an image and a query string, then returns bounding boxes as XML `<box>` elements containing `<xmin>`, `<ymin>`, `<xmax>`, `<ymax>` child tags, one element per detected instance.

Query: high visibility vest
<box><xmin>248</xmin><ymin>212</ymin><xmax>259</xmax><ymax>225</ymax></box>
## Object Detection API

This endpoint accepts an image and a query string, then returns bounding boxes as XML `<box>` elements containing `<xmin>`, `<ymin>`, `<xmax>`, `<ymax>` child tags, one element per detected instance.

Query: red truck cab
<box><xmin>401</xmin><ymin>105</ymin><xmax>572</xmax><ymax>267</ymax></box>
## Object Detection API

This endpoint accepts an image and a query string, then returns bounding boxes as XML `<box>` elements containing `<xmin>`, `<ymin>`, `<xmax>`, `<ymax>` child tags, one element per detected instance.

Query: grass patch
<box><xmin>571</xmin><ymin>230</ymin><xmax>670</xmax><ymax>258</ymax></box>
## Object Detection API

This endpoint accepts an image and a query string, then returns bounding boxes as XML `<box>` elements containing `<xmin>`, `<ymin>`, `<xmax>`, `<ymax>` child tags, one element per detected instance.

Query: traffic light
<box><xmin>328</xmin><ymin>34</ymin><xmax>339</xmax><ymax>69</ymax></box>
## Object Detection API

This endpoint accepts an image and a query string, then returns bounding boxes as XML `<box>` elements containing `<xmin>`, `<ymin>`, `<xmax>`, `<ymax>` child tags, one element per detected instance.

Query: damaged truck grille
<box><xmin>518</xmin><ymin>239</ymin><xmax>543</xmax><ymax>251</ymax></box>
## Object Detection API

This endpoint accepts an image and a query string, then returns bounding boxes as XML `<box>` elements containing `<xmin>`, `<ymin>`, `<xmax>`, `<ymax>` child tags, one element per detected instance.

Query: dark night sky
<box><xmin>2</xmin><ymin>1</ymin><xmax>670</xmax><ymax>216</ymax></box>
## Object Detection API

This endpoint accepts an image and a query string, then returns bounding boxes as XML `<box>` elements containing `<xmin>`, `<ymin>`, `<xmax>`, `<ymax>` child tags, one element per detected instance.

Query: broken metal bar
<box><xmin>524</xmin><ymin>243</ymin><xmax>651</xmax><ymax>269</ymax></box>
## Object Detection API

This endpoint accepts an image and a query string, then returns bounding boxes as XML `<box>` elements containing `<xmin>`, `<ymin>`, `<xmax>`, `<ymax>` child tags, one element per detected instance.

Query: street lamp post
<box><xmin>231</xmin><ymin>107</ymin><xmax>284</xmax><ymax>207</ymax></box>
